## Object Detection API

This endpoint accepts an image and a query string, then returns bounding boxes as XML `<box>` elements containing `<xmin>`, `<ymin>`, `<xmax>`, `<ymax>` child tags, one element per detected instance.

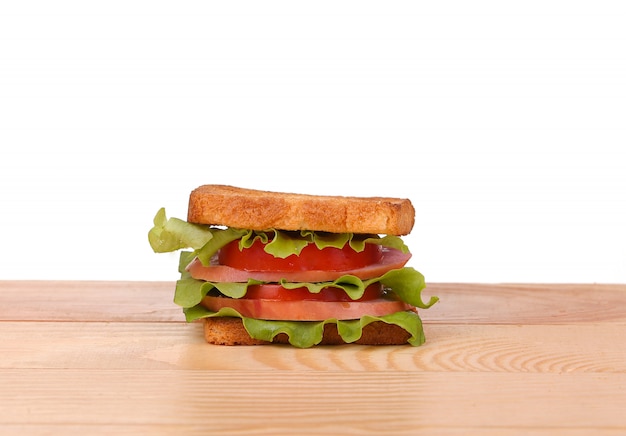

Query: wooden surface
<box><xmin>1</xmin><ymin>281</ymin><xmax>625</xmax><ymax>435</ymax></box>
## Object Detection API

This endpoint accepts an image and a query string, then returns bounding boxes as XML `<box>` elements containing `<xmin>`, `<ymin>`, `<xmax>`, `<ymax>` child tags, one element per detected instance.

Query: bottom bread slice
<box><xmin>202</xmin><ymin>317</ymin><xmax>412</xmax><ymax>346</ymax></box>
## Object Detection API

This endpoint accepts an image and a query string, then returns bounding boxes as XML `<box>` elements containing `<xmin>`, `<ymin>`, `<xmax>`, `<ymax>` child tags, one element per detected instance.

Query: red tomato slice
<box><xmin>218</xmin><ymin>239</ymin><xmax>383</xmax><ymax>272</ymax></box>
<box><xmin>201</xmin><ymin>295</ymin><xmax>413</xmax><ymax>321</ymax></box>
<box><xmin>243</xmin><ymin>283</ymin><xmax>383</xmax><ymax>302</ymax></box>
<box><xmin>187</xmin><ymin>247</ymin><xmax>411</xmax><ymax>283</ymax></box>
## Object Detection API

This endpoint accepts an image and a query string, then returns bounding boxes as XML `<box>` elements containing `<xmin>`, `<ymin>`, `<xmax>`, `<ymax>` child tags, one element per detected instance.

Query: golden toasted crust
<box><xmin>187</xmin><ymin>185</ymin><xmax>415</xmax><ymax>235</ymax></box>
<box><xmin>202</xmin><ymin>317</ymin><xmax>412</xmax><ymax>346</ymax></box>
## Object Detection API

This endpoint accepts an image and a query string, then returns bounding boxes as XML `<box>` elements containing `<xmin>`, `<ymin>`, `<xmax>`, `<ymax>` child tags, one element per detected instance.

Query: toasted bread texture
<box><xmin>188</xmin><ymin>185</ymin><xmax>415</xmax><ymax>235</ymax></box>
<box><xmin>202</xmin><ymin>317</ymin><xmax>413</xmax><ymax>346</ymax></box>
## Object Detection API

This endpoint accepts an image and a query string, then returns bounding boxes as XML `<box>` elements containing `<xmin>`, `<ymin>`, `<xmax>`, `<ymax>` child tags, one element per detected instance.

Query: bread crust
<box><xmin>202</xmin><ymin>317</ymin><xmax>412</xmax><ymax>346</ymax></box>
<box><xmin>187</xmin><ymin>185</ymin><xmax>415</xmax><ymax>235</ymax></box>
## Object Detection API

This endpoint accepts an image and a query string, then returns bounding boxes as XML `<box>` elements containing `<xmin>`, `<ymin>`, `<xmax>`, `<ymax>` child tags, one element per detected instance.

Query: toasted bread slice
<box><xmin>188</xmin><ymin>185</ymin><xmax>415</xmax><ymax>235</ymax></box>
<box><xmin>202</xmin><ymin>317</ymin><xmax>413</xmax><ymax>346</ymax></box>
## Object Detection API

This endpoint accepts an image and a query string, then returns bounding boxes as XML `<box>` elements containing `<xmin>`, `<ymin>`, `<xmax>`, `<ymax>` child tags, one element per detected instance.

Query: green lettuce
<box><xmin>148</xmin><ymin>208</ymin><xmax>214</xmax><ymax>252</ymax></box>
<box><xmin>174</xmin><ymin>263</ymin><xmax>438</xmax><ymax>309</ymax></box>
<box><xmin>183</xmin><ymin>306</ymin><xmax>426</xmax><ymax>348</ymax></box>
<box><xmin>196</xmin><ymin>227</ymin><xmax>249</xmax><ymax>265</ymax></box>
<box><xmin>148</xmin><ymin>209</ymin><xmax>410</xmax><ymax>263</ymax></box>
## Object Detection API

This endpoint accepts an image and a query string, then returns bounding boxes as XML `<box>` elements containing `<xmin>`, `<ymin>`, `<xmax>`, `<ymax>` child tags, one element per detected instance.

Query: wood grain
<box><xmin>2</xmin><ymin>370</ymin><xmax>625</xmax><ymax>434</ymax></box>
<box><xmin>2</xmin><ymin>322</ymin><xmax>625</xmax><ymax>373</ymax></box>
<box><xmin>421</xmin><ymin>282</ymin><xmax>626</xmax><ymax>324</ymax></box>
<box><xmin>1</xmin><ymin>280</ymin><xmax>625</xmax><ymax>435</ymax></box>
<box><xmin>0</xmin><ymin>280</ymin><xmax>182</xmax><ymax>322</ymax></box>
<box><xmin>2</xmin><ymin>280</ymin><xmax>625</xmax><ymax>324</ymax></box>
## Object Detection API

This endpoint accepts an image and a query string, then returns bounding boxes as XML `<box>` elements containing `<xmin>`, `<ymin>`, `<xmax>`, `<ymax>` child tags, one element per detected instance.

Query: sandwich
<box><xmin>148</xmin><ymin>184</ymin><xmax>438</xmax><ymax>347</ymax></box>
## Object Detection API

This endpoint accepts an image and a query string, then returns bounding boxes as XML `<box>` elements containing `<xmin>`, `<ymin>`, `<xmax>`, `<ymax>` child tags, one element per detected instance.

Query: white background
<box><xmin>1</xmin><ymin>1</ymin><xmax>625</xmax><ymax>283</ymax></box>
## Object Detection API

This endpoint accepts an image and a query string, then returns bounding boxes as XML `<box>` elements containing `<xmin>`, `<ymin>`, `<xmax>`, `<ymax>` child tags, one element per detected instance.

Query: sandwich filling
<box><xmin>149</xmin><ymin>208</ymin><xmax>438</xmax><ymax>347</ymax></box>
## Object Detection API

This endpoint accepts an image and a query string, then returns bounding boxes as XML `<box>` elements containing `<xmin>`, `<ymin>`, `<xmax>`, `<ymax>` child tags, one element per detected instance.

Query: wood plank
<box><xmin>1</xmin><ymin>369</ymin><xmax>625</xmax><ymax>433</ymax></box>
<box><xmin>2</xmin><ymin>426</ymin><xmax>625</xmax><ymax>436</ymax></box>
<box><xmin>421</xmin><ymin>282</ymin><xmax>626</xmax><ymax>324</ymax></box>
<box><xmin>2</xmin><ymin>281</ymin><xmax>626</xmax><ymax>324</ymax></box>
<box><xmin>2</xmin><ymin>281</ymin><xmax>625</xmax><ymax>435</ymax></box>
<box><xmin>2</xmin><ymin>321</ymin><xmax>625</xmax><ymax>373</ymax></box>
<box><xmin>0</xmin><ymin>280</ymin><xmax>183</xmax><ymax>322</ymax></box>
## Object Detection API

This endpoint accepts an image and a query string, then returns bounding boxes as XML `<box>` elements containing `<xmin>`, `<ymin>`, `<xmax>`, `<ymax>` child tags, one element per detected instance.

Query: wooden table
<box><xmin>1</xmin><ymin>281</ymin><xmax>625</xmax><ymax>435</ymax></box>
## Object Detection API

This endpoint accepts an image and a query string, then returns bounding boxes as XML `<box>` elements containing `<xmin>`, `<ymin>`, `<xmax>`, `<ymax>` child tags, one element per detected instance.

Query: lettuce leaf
<box><xmin>239</xmin><ymin>229</ymin><xmax>409</xmax><ymax>258</ymax></box>
<box><xmin>260</xmin><ymin>230</ymin><xmax>311</xmax><ymax>258</ymax></box>
<box><xmin>183</xmin><ymin>305</ymin><xmax>426</xmax><ymax>348</ymax></box>
<box><xmin>174</xmin><ymin>266</ymin><xmax>437</xmax><ymax>310</ymax></box>
<box><xmin>148</xmin><ymin>209</ymin><xmax>410</xmax><ymax>262</ymax></box>
<box><xmin>195</xmin><ymin>227</ymin><xmax>249</xmax><ymax>265</ymax></box>
<box><xmin>148</xmin><ymin>208</ymin><xmax>214</xmax><ymax>252</ymax></box>
<box><xmin>281</xmin><ymin>268</ymin><xmax>437</xmax><ymax>309</ymax></box>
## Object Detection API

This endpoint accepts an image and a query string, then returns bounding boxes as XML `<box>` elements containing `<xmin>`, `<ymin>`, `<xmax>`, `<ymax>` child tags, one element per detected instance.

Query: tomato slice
<box><xmin>201</xmin><ymin>295</ymin><xmax>413</xmax><ymax>321</ymax></box>
<box><xmin>243</xmin><ymin>283</ymin><xmax>383</xmax><ymax>302</ymax></box>
<box><xmin>187</xmin><ymin>247</ymin><xmax>411</xmax><ymax>283</ymax></box>
<box><xmin>218</xmin><ymin>239</ymin><xmax>383</xmax><ymax>272</ymax></box>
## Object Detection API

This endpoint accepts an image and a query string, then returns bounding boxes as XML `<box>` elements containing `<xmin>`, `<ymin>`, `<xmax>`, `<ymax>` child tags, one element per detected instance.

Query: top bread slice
<box><xmin>187</xmin><ymin>185</ymin><xmax>415</xmax><ymax>235</ymax></box>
